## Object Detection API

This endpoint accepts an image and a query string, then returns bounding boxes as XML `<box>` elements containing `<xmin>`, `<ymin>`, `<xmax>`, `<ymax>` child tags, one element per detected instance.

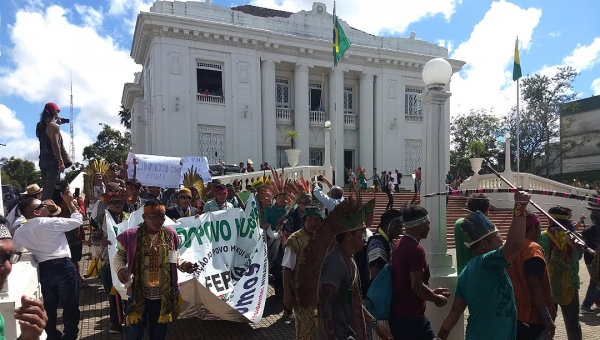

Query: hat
<box><xmin>178</xmin><ymin>188</ymin><xmax>192</xmax><ymax>198</ymax></box>
<box><xmin>44</xmin><ymin>102</ymin><xmax>60</xmax><ymax>112</ymax></box>
<box><xmin>461</xmin><ymin>211</ymin><xmax>498</xmax><ymax>248</ymax></box>
<box><xmin>247</xmin><ymin>159</ymin><xmax>253</xmax><ymax>165</ymax></box>
<box><xmin>22</xmin><ymin>184</ymin><xmax>43</xmax><ymax>196</ymax></box>
<box><xmin>303</xmin><ymin>206</ymin><xmax>324</xmax><ymax>220</ymax></box>
<box><xmin>43</xmin><ymin>199</ymin><xmax>62</xmax><ymax>217</ymax></box>
<box><xmin>99</xmin><ymin>187</ymin><xmax>128</xmax><ymax>204</ymax></box>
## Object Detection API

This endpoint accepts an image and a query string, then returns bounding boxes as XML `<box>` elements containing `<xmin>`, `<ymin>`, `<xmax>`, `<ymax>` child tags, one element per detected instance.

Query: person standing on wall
<box><xmin>36</xmin><ymin>102</ymin><xmax>69</xmax><ymax>200</ymax></box>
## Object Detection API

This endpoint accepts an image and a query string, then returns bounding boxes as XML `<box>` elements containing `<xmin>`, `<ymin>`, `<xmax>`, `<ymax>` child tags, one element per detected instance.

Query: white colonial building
<box><xmin>122</xmin><ymin>0</ymin><xmax>464</xmax><ymax>185</ymax></box>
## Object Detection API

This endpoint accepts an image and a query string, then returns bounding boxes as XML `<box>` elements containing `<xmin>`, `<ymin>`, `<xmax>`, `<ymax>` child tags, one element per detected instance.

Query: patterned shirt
<box><xmin>282</xmin><ymin>208</ymin><xmax>304</xmax><ymax>234</ymax></box>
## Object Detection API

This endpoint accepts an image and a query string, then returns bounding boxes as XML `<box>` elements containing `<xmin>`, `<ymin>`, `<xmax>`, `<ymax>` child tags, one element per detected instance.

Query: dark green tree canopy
<box><xmin>1</xmin><ymin>157</ymin><xmax>42</xmax><ymax>190</ymax></box>
<box><xmin>82</xmin><ymin>124</ymin><xmax>131</xmax><ymax>165</ymax></box>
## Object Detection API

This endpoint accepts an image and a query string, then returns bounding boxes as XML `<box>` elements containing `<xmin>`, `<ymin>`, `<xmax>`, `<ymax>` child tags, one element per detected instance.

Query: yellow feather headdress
<box><xmin>182</xmin><ymin>166</ymin><xmax>210</xmax><ymax>202</ymax></box>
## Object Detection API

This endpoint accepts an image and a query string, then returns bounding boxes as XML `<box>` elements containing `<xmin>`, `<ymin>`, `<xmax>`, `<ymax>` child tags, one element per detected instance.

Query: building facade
<box><xmin>560</xmin><ymin>95</ymin><xmax>600</xmax><ymax>174</ymax></box>
<box><xmin>122</xmin><ymin>1</ymin><xmax>464</xmax><ymax>185</ymax></box>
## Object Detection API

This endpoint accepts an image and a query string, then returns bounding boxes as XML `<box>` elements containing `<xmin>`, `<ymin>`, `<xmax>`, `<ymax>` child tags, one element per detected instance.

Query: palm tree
<box><xmin>284</xmin><ymin>130</ymin><xmax>301</xmax><ymax>149</ymax></box>
<box><xmin>118</xmin><ymin>105</ymin><xmax>131</xmax><ymax>129</ymax></box>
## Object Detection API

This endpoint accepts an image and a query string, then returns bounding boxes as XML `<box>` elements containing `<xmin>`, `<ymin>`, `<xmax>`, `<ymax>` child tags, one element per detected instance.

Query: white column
<box><xmin>504</xmin><ymin>134</ymin><xmax>511</xmax><ymax>172</ymax></box>
<box><xmin>261</xmin><ymin>60</ymin><xmax>277</xmax><ymax>167</ymax></box>
<box><xmin>359</xmin><ymin>73</ymin><xmax>374</xmax><ymax>176</ymax></box>
<box><xmin>328</xmin><ymin>69</ymin><xmax>345</xmax><ymax>186</ymax></box>
<box><xmin>324</xmin><ymin>123</ymin><xmax>333</xmax><ymax>180</ymax></box>
<box><xmin>420</xmin><ymin>90</ymin><xmax>463</xmax><ymax>340</ymax></box>
<box><xmin>294</xmin><ymin>64</ymin><xmax>310</xmax><ymax>165</ymax></box>
<box><xmin>373</xmin><ymin>74</ymin><xmax>384</xmax><ymax>171</ymax></box>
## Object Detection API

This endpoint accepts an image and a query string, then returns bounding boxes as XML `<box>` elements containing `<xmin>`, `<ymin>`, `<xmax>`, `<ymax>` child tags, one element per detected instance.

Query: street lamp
<box><xmin>420</xmin><ymin>57</ymin><xmax>463</xmax><ymax>339</ymax></box>
<box><xmin>323</xmin><ymin>121</ymin><xmax>333</xmax><ymax>180</ymax></box>
<box><xmin>505</xmin><ymin>133</ymin><xmax>511</xmax><ymax>172</ymax></box>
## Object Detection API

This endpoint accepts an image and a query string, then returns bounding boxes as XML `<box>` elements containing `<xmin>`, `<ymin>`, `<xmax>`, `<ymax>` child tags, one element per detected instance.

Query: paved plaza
<box><xmin>72</xmin><ymin>248</ymin><xmax>598</xmax><ymax>339</ymax></box>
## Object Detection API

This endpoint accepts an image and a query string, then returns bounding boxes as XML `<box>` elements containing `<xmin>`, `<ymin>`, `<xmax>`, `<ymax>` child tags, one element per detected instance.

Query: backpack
<box><xmin>365</xmin><ymin>263</ymin><xmax>393</xmax><ymax>320</ymax></box>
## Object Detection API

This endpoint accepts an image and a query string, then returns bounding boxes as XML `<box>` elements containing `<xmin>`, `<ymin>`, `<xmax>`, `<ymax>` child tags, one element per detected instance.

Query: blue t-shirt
<box><xmin>456</xmin><ymin>247</ymin><xmax>516</xmax><ymax>340</ymax></box>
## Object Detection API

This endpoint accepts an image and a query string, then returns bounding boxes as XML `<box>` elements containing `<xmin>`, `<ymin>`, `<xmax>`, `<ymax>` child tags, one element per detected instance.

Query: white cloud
<box><xmin>549</xmin><ymin>31</ymin><xmax>560</xmax><ymax>38</ymax></box>
<box><xmin>449</xmin><ymin>0</ymin><xmax>542</xmax><ymax>117</ymax></box>
<box><xmin>0</xmin><ymin>5</ymin><xmax>140</xmax><ymax>163</ymax></box>
<box><xmin>437</xmin><ymin>39</ymin><xmax>454</xmax><ymax>54</ymax></box>
<box><xmin>0</xmin><ymin>104</ymin><xmax>26</xmax><ymax>140</ymax></box>
<box><xmin>251</xmin><ymin>0</ymin><xmax>462</xmax><ymax>35</ymax></box>
<box><xmin>74</xmin><ymin>4</ymin><xmax>104</xmax><ymax>29</ymax></box>
<box><xmin>563</xmin><ymin>37</ymin><xmax>600</xmax><ymax>72</ymax></box>
<box><xmin>592</xmin><ymin>78</ymin><xmax>600</xmax><ymax>95</ymax></box>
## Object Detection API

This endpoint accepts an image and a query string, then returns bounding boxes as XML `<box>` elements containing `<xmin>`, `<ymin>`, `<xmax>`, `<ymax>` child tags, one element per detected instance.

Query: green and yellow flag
<box><xmin>512</xmin><ymin>38</ymin><xmax>522</xmax><ymax>81</ymax></box>
<box><xmin>333</xmin><ymin>2</ymin><xmax>351</xmax><ymax>66</ymax></box>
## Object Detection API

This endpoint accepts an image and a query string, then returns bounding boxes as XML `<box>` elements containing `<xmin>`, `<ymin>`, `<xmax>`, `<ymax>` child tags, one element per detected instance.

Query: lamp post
<box><xmin>504</xmin><ymin>133</ymin><xmax>511</xmax><ymax>172</ymax></box>
<box><xmin>324</xmin><ymin>121</ymin><xmax>333</xmax><ymax>180</ymax></box>
<box><xmin>420</xmin><ymin>58</ymin><xmax>464</xmax><ymax>339</ymax></box>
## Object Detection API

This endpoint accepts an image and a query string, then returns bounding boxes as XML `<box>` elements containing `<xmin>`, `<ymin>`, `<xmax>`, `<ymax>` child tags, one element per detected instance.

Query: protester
<box><xmin>0</xmin><ymin>216</ymin><xmax>48</xmax><ymax>340</ymax></box>
<box><xmin>203</xmin><ymin>184</ymin><xmax>234</xmax><ymax>212</ymax></box>
<box><xmin>7</xmin><ymin>183</ymin><xmax>43</xmax><ymax>232</ymax></box>
<box><xmin>125</xmin><ymin>179</ymin><xmax>146</xmax><ymax>213</ymax></box>
<box><xmin>413</xmin><ymin>167</ymin><xmax>422</xmax><ymax>193</ymax></box>
<box><xmin>92</xmin><ymin>188</ymin><xmax>130</xmax><ymax>333</ymax></box>
<box><xmin>454</xmin><ymin>194</ymin><xmax>490</xmax><ymax>274</ymax></box>
<box><xmin>14</xmin><ymin>194</ymin><xmax>83</xmax><ymax>340</ymax></box>
<box><xmin>189</xmin><ymin>187</ymin><xmax>205</xmax><ymax>214</ymax></box>
<box><xmin>283</xmin><ymin>206</ymin><xmax>323</xmax><ymax>340</ymax></box>
<box><xmin>311</xmin><ymin>175</ymin><xmax>344</xmax><ymax>212</ymax></box>
<box><xmin>166</xmin><ymin>188</ymin><xmax>200</xmax><ymax>220</ymax></box>
<box><xmin>538</xmin><ymin>206</ymin><xmax>583</xmax><ymax>340</ymax></box>
<box><xmin>506</xmin><ymin>211</ymin><xmax>556</xmax><ymax>340</ymax></box>
<box><xmin>281</xmin><ymin>194</ymin><xmax>312</xmax><ymax>245</ymax></box>
<box><xmin>114</xmin><ymin>199</ymin><xmax>198</xmax><ymax>340</ymax></box>
<box><xmin>580</xmin><ymin>205</ymin><xmax>600</xmax><ymax>313</ymax></box>
<box><xmin>437</xmin><ymin>189</ymin><xmax>530</xmax><ymax>340</ymax></box>
<box><xmin>262</xmin><ymin>191</ymin><xmax>288</xmax><ymax>299</ymax></box>
<box><xmin>36</xmin><ymin>102</ymin><xmax>67</xmax><ymax>200</ymax></box>
<box><xmin>390</xmin><ymin>205</ymin><xmax>451</xmax><ymax>340</ymax></box>
<box><xmin>385</xmin><ymin>177</ymin><xmax>394</xmax><ymax>210</ymax></box>
<box><xmin>226</xmin><ymin>184</ymin><xmax>246</xmax><ymax>210</ymax></box>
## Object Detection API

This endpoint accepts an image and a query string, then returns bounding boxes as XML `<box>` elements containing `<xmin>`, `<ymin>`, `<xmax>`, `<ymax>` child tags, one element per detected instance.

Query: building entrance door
<box><xmin>344</xmin><ymin>150</ymin><xmax>354</xmax><ymax>185</ymax></box>
<box><xmin>198</xmin><ymin>125</ymin><xmax>225</xmax><ymax>164</ymax></box>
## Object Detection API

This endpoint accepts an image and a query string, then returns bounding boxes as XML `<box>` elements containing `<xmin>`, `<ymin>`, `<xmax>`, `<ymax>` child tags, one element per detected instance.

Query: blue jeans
<box><xmin>39</xmin><ymin>257</ymin><xmax>80</xmax><ymax>340</ymax></box>
<box><xmin>389</xmin><ymin>314</ymin><xmax>435</xmax><ymax>340</ymax></box>
<box><xmin>124</xmin><ymin>298</ymin><xmax>168</xmax><ymax>340</ymax></box>
<box><xmin>100</xmin><ymin>266</ymin><xmax>124</xmax><ymax>326</ymax></box>
<box><xmin>39</xmin><ymin>156</ymin><xmax>59</xmax><ymax>200</ymax></box>
<box><xmin>582</xmin><ymin>264</ymin><xmax>599</xmax><ymax>308</ymax></box>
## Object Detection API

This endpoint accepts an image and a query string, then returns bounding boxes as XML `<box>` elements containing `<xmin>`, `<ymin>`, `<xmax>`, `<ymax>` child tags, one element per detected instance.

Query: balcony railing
<box><xmin>309</xmin><ymin>111</ymin><xmax>326</xmax><ymax>126</ymax></box>
<box><xmin>344</xmin><ymin>114</ymin><xmax>357</xmax><ymax>129</ymax></box>
<box><xmin>276</xmin><ymin>108</ymin><xmax>293</xmax><ymax>124</ymax></box>
<box><xmin>197</xmin><ymin>94</ymin><xmax>224</xmax><ymax>104</ymax></box>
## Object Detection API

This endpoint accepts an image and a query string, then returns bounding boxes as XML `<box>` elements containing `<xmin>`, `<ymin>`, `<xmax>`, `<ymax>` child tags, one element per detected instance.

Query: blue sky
<box><xmin>0</xmin><ymin>0</ymin><xmax>599</xmax><ymax>164</ymax></box>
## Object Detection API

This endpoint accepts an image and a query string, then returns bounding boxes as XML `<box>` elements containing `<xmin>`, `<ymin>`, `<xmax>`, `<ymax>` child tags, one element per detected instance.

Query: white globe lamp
<box><xmin>422</xmin><ymin>58</ymin><xmax>453</xmax><ymax>90</ymax></box>
<box><xmin>324</xmin><ymin>120</ymin><xmax>331</xmax><ymax>129</ymax></box>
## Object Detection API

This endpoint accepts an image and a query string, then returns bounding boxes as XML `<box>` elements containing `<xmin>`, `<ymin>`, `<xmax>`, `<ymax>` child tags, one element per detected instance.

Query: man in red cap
<box><xmin>36</xmin><ymin>102</ymin><xmax>67</xmax><ymax>199</ymax></box>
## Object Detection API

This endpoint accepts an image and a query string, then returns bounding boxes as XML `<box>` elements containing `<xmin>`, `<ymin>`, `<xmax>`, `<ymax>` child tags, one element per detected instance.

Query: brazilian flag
<box><xmin>513</xmin><ymin>38</ymin><xmax>522</xmax><ymax>81</ymax></box>
<box><xmin>333</xmin><ymin>2</ymin><xmax>351</xmax><ymax>67</ymax></box>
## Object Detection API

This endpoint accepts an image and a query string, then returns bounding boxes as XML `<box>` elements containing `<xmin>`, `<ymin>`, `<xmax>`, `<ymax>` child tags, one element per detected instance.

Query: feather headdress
<box><xmin>256</xmin><ymin>168</ymin><xmax>295</xmax><ymax>210</ymax></box>
<box><xmin>182</xmin><ymin>166</ymin><xmax>210</xmax><ymax>202</ymax></box>
<box><xmin>294</xmin><ymin>190</ymin><xmax>375</xmax><ymax>308</ymax></box>
<box><xmin>83</xmin><ymin>159</ymin><xmax>110</xmax><ymax>201</ymax></box>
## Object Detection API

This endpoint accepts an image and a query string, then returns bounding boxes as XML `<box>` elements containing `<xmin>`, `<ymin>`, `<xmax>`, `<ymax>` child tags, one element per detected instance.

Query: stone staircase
<box><xmin>346</xmin><ymin>192</ymin><xmax>549</xmax><ymax>248</ymax></box>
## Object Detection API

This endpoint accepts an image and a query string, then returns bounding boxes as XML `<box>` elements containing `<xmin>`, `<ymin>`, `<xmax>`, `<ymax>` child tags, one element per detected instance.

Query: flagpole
<box><xmin>516</xmin><ymin>78</ymin><xmax>520</xmax><ymax>173</ymax></box>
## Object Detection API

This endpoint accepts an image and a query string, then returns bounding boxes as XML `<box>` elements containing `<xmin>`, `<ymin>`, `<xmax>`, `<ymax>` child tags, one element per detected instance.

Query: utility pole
<box><xmin>70</xmin><ymin>75</ymin><xmax>75</xmax><ymax>161</ymax></box>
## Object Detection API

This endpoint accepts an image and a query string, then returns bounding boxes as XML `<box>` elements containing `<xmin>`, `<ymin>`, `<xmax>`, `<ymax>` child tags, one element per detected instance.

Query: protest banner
<box><xmin>180</xmin><ymin>156</ymin><xmax>212</xmax><ymax>183</ymax></box>
<box><xmin>131</xmin><ymin>154</ymin><xmax>182</xmax><ymax>188</ymax></box>
<box><xmin>106</xmin><ymin>195</ymin><xmax>268</xmax><ymax>323</ymax></box>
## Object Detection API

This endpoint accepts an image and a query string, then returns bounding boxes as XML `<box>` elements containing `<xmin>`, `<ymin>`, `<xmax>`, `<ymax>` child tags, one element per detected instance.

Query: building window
<box><xmin>309</xmin><ymin>82</ymin><xmax>324</xmax><ymax>111</ymax></box>
<box><xmin>404</xmin><ymin>139</ymin><xmax>422</xmax><ymax>174</ymax></box>
<box><xmin>197</xmin><ymin>61</ymin><xmax>224</xmax><ymax>104</ymax></box>
<box><xmin>309</xmin><ymin>149</ymin><xmax>324</xmax><ymax>166</ymax></box>
<box><xmin>343</xmin><ymin>86</ymin><xmax>354</xmax><ymax>114</ymax></box>
<box><xmin>277</xmin><ymin>147</ymin><xmax>288</xmax><ymax>168</ymax></box>
<box><xmin>276</xmin><ymin>79</ymin><xmax>290</xmax><ymax>108</ymax></box>
<box><xmin>405</xmin><ymin>87</ymin><xmax>423</xmax><ymax>122</ymax></box>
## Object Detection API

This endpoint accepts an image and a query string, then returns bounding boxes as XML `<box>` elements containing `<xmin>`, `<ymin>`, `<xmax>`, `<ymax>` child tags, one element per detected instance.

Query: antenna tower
<box><xmin>69</xmin><ymin>76</ymin><xmax>75</xmax><ymax>161</ymax></box>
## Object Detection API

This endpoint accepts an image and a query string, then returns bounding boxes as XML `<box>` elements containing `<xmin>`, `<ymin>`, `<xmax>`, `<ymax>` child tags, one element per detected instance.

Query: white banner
<box><xmin>180</xmin><ymin>156</ymin><xmax>212</xmax><ymax>183</ymax></box>
<box><xmin>106</xmin><ymin>195</ymin><xmax>268</xmax><ymax>323</ymax></box>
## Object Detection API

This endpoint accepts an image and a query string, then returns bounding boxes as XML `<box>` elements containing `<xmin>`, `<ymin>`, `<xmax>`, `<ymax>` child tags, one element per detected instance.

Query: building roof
<box><xmin>231</xmin><ymin>5</ymin><xmax>293</xmax><ymax>18</ymax></box>
<box><xmin>561</xmin><ymin>95</ymin><xmax>600</xmax><ymax>116</ymax></box>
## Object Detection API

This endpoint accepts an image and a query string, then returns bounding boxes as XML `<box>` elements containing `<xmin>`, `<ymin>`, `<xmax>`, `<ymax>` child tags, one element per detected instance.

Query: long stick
<box><xmin>516</xmin><ymin>77</ymin><xmax>520</xmax><ymax>172</ymax></box>
<box><xmin>424</xmin><ymin>188</ymin><xmax>600</xmax><ymax>204</ymax></box>
<box><xmin>482</xmin><ymin>163</ymin><xmax>594</xmax><ymax>255</ymax></box>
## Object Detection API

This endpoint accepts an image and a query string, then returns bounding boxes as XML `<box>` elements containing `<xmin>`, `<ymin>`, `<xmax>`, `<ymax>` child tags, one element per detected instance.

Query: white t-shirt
<box><xmin>282</xmin><ymin>246</ymin><xmax>297</xmax><ymax>270</ymax></box>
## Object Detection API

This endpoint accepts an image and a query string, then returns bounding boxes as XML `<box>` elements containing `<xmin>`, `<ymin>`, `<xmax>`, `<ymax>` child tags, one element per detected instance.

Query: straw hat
<box><xmin>42</xmin><ymin>199</ymin><xmax>62</xmax><ymax>217</ymax></box>
<box><xmin>22</xmin><ymin>184</ymin><xmax>43</xmax><ymax>196</ymax></box>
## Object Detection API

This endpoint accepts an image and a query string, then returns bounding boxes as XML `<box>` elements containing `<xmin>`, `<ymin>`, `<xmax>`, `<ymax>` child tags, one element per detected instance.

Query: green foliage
<box><xmin>284</xmin><ymin>130</ymin><xmax>301</xmax><ymax>149</ymax></box>
<box><xmin>467</xmin><ymin>141</ymin><xmax>486</xmax><ymax>158</ymax></box>
<box><xmin>0</xmin><ymin>157</ymin><xmax>42</xmax><ymax>190</ymax></box>
<box><xmin>64</xmin><ymin>162</ymin><xmax>85</xmax><ymax>183</ymax></box>
<box><xmin>82</xmin><ymin>124</ymin><xmax>131</xmax><ymax>165</ymax></box>
<box><xmin>118</xmin><ymin>105</ymin><xmax>131</xmax><ymax>129</ymax></box>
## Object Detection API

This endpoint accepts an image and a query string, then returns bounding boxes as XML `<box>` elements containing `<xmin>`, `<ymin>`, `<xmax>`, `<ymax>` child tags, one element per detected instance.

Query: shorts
<box><xmin>69</xmin><ymin>244</ymin><xmax>83</xmax><ymax>262</ymax></box>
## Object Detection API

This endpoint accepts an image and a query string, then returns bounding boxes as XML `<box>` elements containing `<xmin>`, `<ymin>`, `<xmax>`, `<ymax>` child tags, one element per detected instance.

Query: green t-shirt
<box><xmin>456</xmin><ymin>247</ymin><xmax>516</xmax><ymax>340</ymax></box>
<box><xmin>358</xmin><ymin>173</ymin><xmax>366</xmax><ymax>185</ymax></box>
<box><xmin>453</xmin><ymin>218</ymin><xmax>473</xmax><ymax>274</ymax></box>
<box><xmin>263</xmin><ymin>204</ymin><xmax>288</xmax><ymax>231</ymax></box>
<box><xmin>0</xmin><ymin>312</ymin><xmax>5</xmax><ymax>340</ymax></box>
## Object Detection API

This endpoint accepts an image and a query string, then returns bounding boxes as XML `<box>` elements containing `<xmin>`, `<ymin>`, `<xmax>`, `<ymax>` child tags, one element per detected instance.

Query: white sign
<box><xmin>132</xmin><ymin>154</ymin><xmax>182</xmax><ymax>188</ymax></box>
<box><xmin>180</xmin><ymin>156</ymin><xmax>212</xmax><ymax>183</ymax></box>
<box><xmin>106</xmin><ymin>196</ymin><xmax>268</xmax><ymax>323</ymax></box>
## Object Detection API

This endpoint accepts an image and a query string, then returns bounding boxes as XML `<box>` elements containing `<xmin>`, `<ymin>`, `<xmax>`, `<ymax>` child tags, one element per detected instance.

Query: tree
<box><xmin>284</xmin><ymin>130</ymin><xmax>301</xmax><ymax>149</ymax></box>
<box><xmin>64</xmin><ymin>162</ymin><xmax>85</xmax><ymax>183</ymax></box>
<box><xmin>450</xmin><ymin>109</ymin><xmax>504</xmax><ymax>174</ymax></box>
<box><xmin>82</xmin><ymin>124</ymin><xmax>131</xmax><ymax>165</ymax></box>
<box><xmin>504</xmin><ymin>66</ymin><xmax>588</xmax><ymax>175</ymax></box>
<box><xmin>118</xmin><ymin>105</ymin><xmax>131</xmax><ymax>129</ymax></box>
<box><xmin>0</xmin><ymin>157</ymin><xmax>42</xmax><ymax>190</ymax></box>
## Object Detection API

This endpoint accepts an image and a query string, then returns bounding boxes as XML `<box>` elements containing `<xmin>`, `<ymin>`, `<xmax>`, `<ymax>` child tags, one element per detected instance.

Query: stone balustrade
<box><xmin>197</xmin><ymin>94</ymin><xmax>225</xmax><ymax>104</ymax></box>
<box><xmin>213</xmin><ymin>165</ymin><xmax>333</xmax><ymax>187</ymax></box>
<box><xmin>276</xmin><ymin>107</ymin><xmax>293</xmax><ymax>124</ymax></box>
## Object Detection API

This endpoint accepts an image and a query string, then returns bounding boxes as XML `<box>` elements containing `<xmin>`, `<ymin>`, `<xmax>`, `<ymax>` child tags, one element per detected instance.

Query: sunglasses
<box><xmin>34</xmin><ymin>203</ymin><xmax>47</xmax><ymax>211</ymax></box>
<box><xmin>0</xmin><ymin>251</ymin><xmax>21</xmax><ymax>265</ymax></box>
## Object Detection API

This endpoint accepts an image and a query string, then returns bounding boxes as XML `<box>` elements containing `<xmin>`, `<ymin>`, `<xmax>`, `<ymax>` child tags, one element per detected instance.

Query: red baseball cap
<box><xmin>44</xmin><ymin>102</ymin><xmax>60</xmax><ymax>112</ymax></box>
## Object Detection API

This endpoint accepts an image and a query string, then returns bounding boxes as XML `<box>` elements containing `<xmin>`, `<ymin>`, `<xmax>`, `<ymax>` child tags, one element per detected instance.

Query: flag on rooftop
<box><xmin>333</xmin><ymin>2</ymin><xmax>351</xmax><ymax>67</ymax></box>
<box><xmin>512</xmin><ymin>38</ymin><xmax>522</xmax><ymax>81</ymax></box>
